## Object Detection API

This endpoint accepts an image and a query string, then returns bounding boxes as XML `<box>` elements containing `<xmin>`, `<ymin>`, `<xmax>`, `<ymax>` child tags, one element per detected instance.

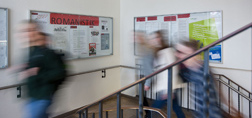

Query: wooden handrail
<box><xmin>53</xmin><ymin>105</ymin><xmax>167</xmax><ymax>118</ymax></box>
<box><xmin>0</xmin><ymin>83</ymin><xmax>25</xmax><ymax>91</ymax></box>
<box><xmin>214</xmin><ymin>74</ymin><xmax>252</xmax><ymax>95</ymax></box>
<box><xmin>86</xmin><ymin>105</ymin><xmax>167</xmax><ymax>118</ymax></box>
<box><xmin>0</xmin><ymin>65</ymin><xmax>139</xmax><ymax>91</ymax></box>
<box><xmin>76</xmin><ymin>22</ymin><xmax>252</xmax><ymax>113</ymax></box>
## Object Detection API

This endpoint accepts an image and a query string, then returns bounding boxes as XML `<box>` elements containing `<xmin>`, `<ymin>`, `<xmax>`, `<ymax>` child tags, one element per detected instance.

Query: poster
<box><xmin>101</xmin><ymin>33</ymin><xmax>110</xmax><ymax>50</ymax></box>
<box><xmin>89</xmin><ymin>43</ymin><xmax>96</xmax><ymax>56</ymax></box>
<box><xmin>0</xmin><ymin>8</ymin><xmax>8</xmax><ymax>68</ymax></box>
<box><xmin>30</xmin><ymin>11</ymin><xmax>113</xmax><ymax>59</ymax></box>
<box><xmin>0</xmin><ymin>42</ymin><xmax>7</xmax><ymax>68</ymax></box>
<box><xmin>134</xmin><ymin>11</ymin><xmax>222</xmax><ymax>62</ymax></box>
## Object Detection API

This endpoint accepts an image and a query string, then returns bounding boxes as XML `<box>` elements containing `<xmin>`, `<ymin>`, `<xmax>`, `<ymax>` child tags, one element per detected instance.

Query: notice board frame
<box><xmin>29</xmin><ymin>10</ymin><xmax>113</xmax><ymax>60</ymax></box>
<box><xmin>134</xmin><ymin>10</ymin><xmax>223</xmax><ymax>63</ymax></box>
<box><xmin>0</xmin><ymin>7</ymin><xmax>8</xmax><ymax>69</ymax></box>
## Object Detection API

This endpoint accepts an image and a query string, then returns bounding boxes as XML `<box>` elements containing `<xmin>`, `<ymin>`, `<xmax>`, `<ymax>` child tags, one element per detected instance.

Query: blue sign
<box><xmin>209</xmin><ymin>45</ymin><xmax>221</xmax><ymax>62</ymax></box>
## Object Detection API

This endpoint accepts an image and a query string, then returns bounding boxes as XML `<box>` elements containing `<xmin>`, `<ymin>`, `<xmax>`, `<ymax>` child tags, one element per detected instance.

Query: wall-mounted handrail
<box><xmin>0</xmin><ymin>83</ymin><xmax>25</xmax><ymax>91</ymax></box>
<box><xmin>214</xmin><ymin>74</ymin><xmax>252</xmax><ymax>95</ymax></box>
<box><xmin>0</xmin><ymin>65</ymin><xmax>139</xmax><ymax>91</ymax></box>
<box><xmin>76</xmin><ymin>22</ymin><xmax>252</xmax><ymax>114</ymax></box>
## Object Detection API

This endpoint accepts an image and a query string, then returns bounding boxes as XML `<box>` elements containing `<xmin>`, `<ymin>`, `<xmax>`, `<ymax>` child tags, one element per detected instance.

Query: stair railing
<box><xmin>76</xmin><ymin>22</ymin><xmax>252</xmax><ymax>118</ymax></box>
<box><xmin>214</xmin><ymin>74</ymin><xmax>252</xmax><ymax>118</ymax></box>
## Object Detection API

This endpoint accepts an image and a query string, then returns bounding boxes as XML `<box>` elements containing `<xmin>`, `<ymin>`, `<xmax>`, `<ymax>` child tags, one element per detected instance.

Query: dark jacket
<box><xmin>26</xmin><ymin>46</ymin><xmax>66</xmax><ymax>100</ymax></box>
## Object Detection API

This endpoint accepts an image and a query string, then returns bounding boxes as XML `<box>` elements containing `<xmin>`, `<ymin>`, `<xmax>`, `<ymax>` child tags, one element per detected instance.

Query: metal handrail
<box><xmin>216</xmin><ymin>78</ymin><xmax>252</xmax><ymax>101</ymax></box>
<box><xmin>0</xmin><ymin>65</ymin><xmax>139</xmax><ymax>91</ymax></box>
<box><xmin>214</xmin><ymin>74</ymin><xmax>252</xmax><ymax>95</ymax></box>
<box><xmin>215</xmin><ymin>74</ymin><xmax>252</xmax><ymax>117</ymax></box>
<box><xmin>76</xmin><ymin>22</ymin><xmax>252</xmax><ymax>115</ymax></box>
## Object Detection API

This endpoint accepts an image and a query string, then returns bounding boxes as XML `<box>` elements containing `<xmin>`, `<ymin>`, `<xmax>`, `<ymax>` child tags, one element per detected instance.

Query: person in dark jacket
<box><xmin>175</xmin><ymin>40</ymin><xmax>222</xmax><ymax>118</ymax></box>
<box><xmin>19</xmin><ymin>21</ymin><xmax>66</xmax><ymax>118</ymax></box>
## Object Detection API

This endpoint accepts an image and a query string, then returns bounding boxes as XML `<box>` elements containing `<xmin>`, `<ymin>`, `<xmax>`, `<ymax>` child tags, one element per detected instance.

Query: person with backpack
<box><xmin>18</xmin><ymin>21</ymin><xmax>66</xmax><ymax>118</ymax></box>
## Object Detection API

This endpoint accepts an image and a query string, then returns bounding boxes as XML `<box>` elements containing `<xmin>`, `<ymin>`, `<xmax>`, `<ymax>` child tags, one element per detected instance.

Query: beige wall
<box><xmin>120</xmin><ymin>0</ymin><xmax>252</xmax><ymax>117</ymax></box>
<box><xmin>0</xmin><ymin>0</ymin><xmax>121</xmax><ymax>117</ymax></box>
<box><xmin>0</xmin><ymin>0</ymin><xmax>121</xmax><ymax>87</ymax></box>
<box><xmin>0</xmin><ymin>0</ymin><xmax>252</xmax><ymax>117</ymax></box>
<box><xmin>120</xmin><ymin>0</ymin><xmax>252</xmax><ymax>91</ymax></box>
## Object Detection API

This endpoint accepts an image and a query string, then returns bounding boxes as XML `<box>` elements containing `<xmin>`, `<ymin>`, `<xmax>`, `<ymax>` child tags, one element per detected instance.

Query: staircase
<box><xmin>59</xmin><ymin>94</ymin><xmax>192</xmax><ymax>118</ymax></box>
<box><xmin>71</xmin><ymin>22</ymin><xmax>252</xmax><ymax>118</ymax></box>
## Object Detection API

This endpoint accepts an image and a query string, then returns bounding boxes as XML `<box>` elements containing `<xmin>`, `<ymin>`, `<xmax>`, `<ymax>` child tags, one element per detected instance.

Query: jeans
<box><xmin>26</xmin><ymin>99</ymin><xmax>52</xmax><ymax>118</ymax></box>
<box><xmin>151</xmin><ymin>91</ymin><xmax>185</xmax><ymax>118</ymax></box>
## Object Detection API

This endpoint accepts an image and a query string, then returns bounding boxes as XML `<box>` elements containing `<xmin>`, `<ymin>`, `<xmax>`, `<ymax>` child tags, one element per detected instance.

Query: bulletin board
<box><xmin>0</xmin><ymin>8</ymin><xmax>8</xmax><ymax>68</ymax></box>
<box><xmin>30</xmin><ymin>11</ymin><xmax>113</xmax><ymax>60</ymax></box>
<box><xmin>134</xmin><ymin>11</ymin><xmax>222</xmax><ymax>63</ymax></box>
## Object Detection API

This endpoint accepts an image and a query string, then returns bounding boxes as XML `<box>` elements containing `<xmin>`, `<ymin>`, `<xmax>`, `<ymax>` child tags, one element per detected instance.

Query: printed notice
<box><xmin>0</xmin><ymin>9</ymin><xmax>7</xmax><ymax>41</ymax></box>
<box><xmin>135</xmin><ymin>22</ymin><xmax>146</xmax><ymax>31</ymax></box>
<box><xmin>78</xmin><ymin>27</ymin><xmax>88</xmax><ymax>55</ymax></box>
<box><xmin>0</xmin><ymin>42</ymin><xmax>7</xmax><ymax>68</ymax></box>
<box><xmin>178</xmin><ymin>18</ymin><xmax>189</xmax><ymax>40</ymax></box>
<box><xmin>170</xmin><ymin>21</ymin><xmax>179</xmax><ymax>45</ymax></box>
<box><xmin>145</xmin><ymin>22</ymin><xmax>159</xmax><ymax>34</ymax></box>
<box><xmin>53</xmin><ymin>25</ymin><xmax>69</xmax><ymax>53</ymax></box>
<box><xmin>69</xmin><ymin>26</ymin><xmax>88</xmax><ymax>56</ymax></box>
<box><xmin>31</xmin><ymin>12</ymin><xmax>50</xmax><ymax>33</ymax></box>
<box><xmin>101</xmin><ymin>20</ymin><xmax>109</xmax><ymax>32</ymax></box>
<box><xmin>101</xmin><ymin>33</ymin><xmax>109</xmax><ymax>50</ymax></box>
<box><xmin>90</xmin><ymin>27</ymin><xmax>100</xmax><ymax>43</ymax></box>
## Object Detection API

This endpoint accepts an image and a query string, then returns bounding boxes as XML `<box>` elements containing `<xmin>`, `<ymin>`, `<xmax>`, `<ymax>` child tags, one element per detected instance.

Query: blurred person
<box><xmin>176</xmin><ymin>40</ymin><xmax>222</xmax><ymax>118</ymax></box>
<box><xmin>134</xmin><ymin>30</ymin><xmax>153</xmax><ymax>118</ymax></box>
<box><xmin>18</xmin><ymin>20</ymin><xmax>66</xmax><ymax>118</ymax></box>
<box><xmin>142</xmin><ymin>30</ymin><xmax>185</xmax><ymax>118</ymax></box>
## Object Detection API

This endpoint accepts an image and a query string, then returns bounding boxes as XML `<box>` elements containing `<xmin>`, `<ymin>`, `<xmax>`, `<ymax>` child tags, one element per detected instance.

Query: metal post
<box><xmin>187</xmin><ymin>83</ymin><xmax>189</xmax><ymax>111</ymax></box>
<box><xmin>219</xmin><ymin>76</ymin><xmax>221</xmax><ymax>108</ymax></box>
<box><xmin>203</xmin><ymin>49</ymin><xmax>210</xmax><ymax>118</ymax></box>
<box><xmin>84</xmin><ymin>108</ymin><xmax>88</xmax><ymax>118</ymax></box>
<box><xmin>228</xmin><ymin>80</ymin><xmax>230</xmax><ymax>114</ymax></box>
<box><xmin>167</xmin><ymin>68</ymin><xmax>173</xmax><ymax>118</ymax></box>
<box><xmin>195</xmin><ymin>85</ymin><xmax>196</xmax><ymax>110</ymax></box>
<box><xmin>79</xmin><ymin>111</ymin><xmax>82</xmax><ymax>118</ymax></box>
<box><xmin>106</xmin><ymin>111</ymin><xmax>108</xmax><ymax>118</ymax></box>
<box><xmin>249</xmin><ymin>94</ymin><xmax>251</xmax><ymax>118</ymax></box>
<box><xmin>117</xmin><ymin>92</ymin><xmax>121</xmax><ymax>118</ymax></box>
<box><xmin>151</xmin><ymin>77</ymin><xmax>153</xmax><ymax>99</ymax></box>
<box><xmin>238</xmin><ymin>87</ymin><xmax>240</xmax><ymax>115</ymax></box>
<box><xmin>92</xmin><ymin>113</ymin><xmax>95</xmax><ymax>118</ymax></box>
<box><xmin>180</xmin><ymin>88</ymin><xmax>182</xmax><ymax>107</ymax></box>
<box><xmin>121</xmin><ymin>109</ymin><xmax>123</xmax><ymax>118</ymax></box>
<box><xmin>139</xmin><ymin>82</ymin><xmax>144</xmax><ymax>118</ymax></box>
<box><xmin>136</xmin><ymin>109</ymin><xmax>139</xmax><ymax>118</ymax></box>
<box><xmin>99</xmin><ymin>101</ymin><xmax>103</xmax><ymax>118</ymax></box>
